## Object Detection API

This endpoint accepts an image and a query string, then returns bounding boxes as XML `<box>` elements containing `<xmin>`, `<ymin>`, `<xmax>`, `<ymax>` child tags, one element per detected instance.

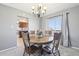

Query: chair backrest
<box><xmin>29</xmin><ymin>31</ymin><xmax>35</xmax><ymax>36</ymax></box>
<box><xmin>21</xmin><ymin>31</ymin><xmax>30</xmax><ymax>48</ymax></box>
<box><xmin>30</xmin><ymin>31</ymin><xmax>35</xmax><ymax>34</ymax></box>
<box><xmin>48</xmin><ymin>31</ymin><xmax>52</xmax><ymax>36</ymax></box>
<box><xmin>45</xmin><ymin>30</ymin><xmax>52</xmax><ymax>36</ymax></box>
<box><xmin>53</xmin><ymin>32</ymin><xmax>61</xmax><ymax>50</ymax></box>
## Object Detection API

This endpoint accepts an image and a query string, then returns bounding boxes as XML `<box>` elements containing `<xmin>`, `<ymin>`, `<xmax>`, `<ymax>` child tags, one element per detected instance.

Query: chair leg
<box><xmin>53</xmin><ymin>50</ymin><xmax>60</xmax><ymax>56</ymax></box>
<box><xmin>58</xmin><ymin>50</ymin><xmax>60</xmax><ymax>56</ymax></box>
<box><xmin>52</xmin><ymin>46</ymin><xmax>55</xmax><ymax>53</ymax></box>
<box><xmin>23</xmin><ymin>47</ymin><xmax>31</xmax><ymax>56</ymax></box>
<box><xmin>52</xmin><ymin>47</ymin><xmax>60</xmax><ymax>56</ymax></box>
<box><xmin>28</xmin><ymin>47</ymin><xmax>30</xmax><ymax>56</ymax></box>
<box><xmin>23</xmin><ymin>49</ymin><xmax>26</xmax><ymax>56</ymax></box>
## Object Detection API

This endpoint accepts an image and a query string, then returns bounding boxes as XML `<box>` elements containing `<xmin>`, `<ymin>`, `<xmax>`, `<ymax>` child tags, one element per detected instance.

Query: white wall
<box><xmin>29</xmin><ymin>17</ymin><xmax>39</xmax><ymax>31</ymax></box>
<box><xmin>0</xmin><ymin>4</ymin><xmax>39</xmax><ymax>51</ymax></box>
<box><xmin>68</xmin><ymin>6</ymin><xmax>79</xmax><ymax>47</ymax></box>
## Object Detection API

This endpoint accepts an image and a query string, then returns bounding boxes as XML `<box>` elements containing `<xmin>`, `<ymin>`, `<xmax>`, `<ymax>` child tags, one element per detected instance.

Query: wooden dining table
<box><xmin>30</xmin><ymin>36</ymin><xmax>53</xmax><ymax>44</ymax></box>
<box><xmin>29</xmin><ymin>35</ymin><xmax>53</xmax><ymax>55</ymax></box>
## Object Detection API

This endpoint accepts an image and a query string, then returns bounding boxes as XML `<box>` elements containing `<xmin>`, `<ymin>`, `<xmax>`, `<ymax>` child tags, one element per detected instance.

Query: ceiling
<box><xmin>2</xmin><ymin>3</ymin><xmax>79</xmax><ymax>16</ymax></box>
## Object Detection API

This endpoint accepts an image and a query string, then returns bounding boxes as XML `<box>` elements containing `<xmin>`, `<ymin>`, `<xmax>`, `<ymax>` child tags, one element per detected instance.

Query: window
<box><xmin>48</xmin><ymin>16</ymin><xmax>62</xmax><ymax>30</ymax></box>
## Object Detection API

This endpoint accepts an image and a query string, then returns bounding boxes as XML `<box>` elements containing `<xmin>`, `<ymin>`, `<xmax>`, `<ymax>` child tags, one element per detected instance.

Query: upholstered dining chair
<box><xmin>52</xmin><ymin>32</ymin><xmax>61</xmax><ymax>56</ymax></box>
<box><xmin>42</xmin><ymin>32</ymin><xmax>61</xmax><ymax>56</ymax></box>
<box><xmin>21</xmin><ymin>31</ymin><xmax>30</xmax><ymax>56</ymax></box>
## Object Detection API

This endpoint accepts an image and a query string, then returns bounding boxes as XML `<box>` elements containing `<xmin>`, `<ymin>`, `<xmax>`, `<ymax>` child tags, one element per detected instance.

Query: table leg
<box><xmin>39</xmin><ymin>45</ymin><xmax>43</xmax><ymax>56</ymax></box>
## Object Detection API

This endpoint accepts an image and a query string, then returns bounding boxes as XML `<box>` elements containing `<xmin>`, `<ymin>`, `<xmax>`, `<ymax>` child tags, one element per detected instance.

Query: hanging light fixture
<box><xmin>32</xmin><ymin>4</ymin><xmax>47</xmax><ymax>17</ymax></box>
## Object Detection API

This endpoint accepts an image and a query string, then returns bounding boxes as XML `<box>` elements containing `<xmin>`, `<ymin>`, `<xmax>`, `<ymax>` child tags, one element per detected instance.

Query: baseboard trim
<box><xmin>71</xmin><ymin>47</ymin><xmax>79</xmax><ymax>50</ymax></box>
<box><xmin>0</xmin><ymin>46</ymin><xmax>17</xmax><ymax>53</ymax></box>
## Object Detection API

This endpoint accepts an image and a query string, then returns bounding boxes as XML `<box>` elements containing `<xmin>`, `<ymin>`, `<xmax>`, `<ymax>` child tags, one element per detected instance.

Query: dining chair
<box><xmin>40</xmin><ymin>30</ymin><xmax>53</xmax><ymax>55</ymax></box>
<box><xmin>30</xmin><ymin>31</ymin><xmax>35</xmax><ymax>35</ymax></box>
<box><xmin>52</xmin><ymin>32</ymin><xmax>61</xmax><ymax>56</ymax></box>
<box><xmin>45</xmin><ymin>30</ymin><xmax>52</xmax><ymax>37</ymax></box>
<box><xmin>42</xmin><ymin>32</ymin><xmax>61</xmax><ymax>56</ymax></box>
<box><xmin>42</xmin><ymin>41</ymin><xmax>53</xmax><ymax>56</ymax></box>
<box><xmin>45</xmin><ymin>30</ymin><xmax>49</xmax><ymax>36</ymax></box>
<box><xmin>21</xmin><ymin>31</ymin><xmax>30</xmax><ymax>56</ymax></box>
<box><xmin>22</xmin><ymin>31</ymin><xmax>39</xmax><ymax>55</ymax></box>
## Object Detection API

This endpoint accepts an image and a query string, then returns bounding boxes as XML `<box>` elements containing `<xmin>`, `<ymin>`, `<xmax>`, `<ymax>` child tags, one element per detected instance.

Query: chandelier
<box><xmin>32</xmin><ymin>4</ymin><xmax>47</xmax><ymax>17</ymax></box>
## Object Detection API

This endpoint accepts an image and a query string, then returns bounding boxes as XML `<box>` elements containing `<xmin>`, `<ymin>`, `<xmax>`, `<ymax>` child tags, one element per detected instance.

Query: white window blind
<box><xmin>48</xmin><ymin>16</ymin><xmax>62</xmax><ymax>30</ymax></box>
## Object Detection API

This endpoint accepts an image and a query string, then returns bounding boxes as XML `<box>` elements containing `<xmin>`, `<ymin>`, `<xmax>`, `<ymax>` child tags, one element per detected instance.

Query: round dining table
<box><xmin>30</xmin><ymin>35</ymin><xmax>53</xmax><ymax>55</ymax></box>
<box><xmin>30</xmin><ymin>36</ymin><xmax>53</xmax><ymax>44</ymax></box>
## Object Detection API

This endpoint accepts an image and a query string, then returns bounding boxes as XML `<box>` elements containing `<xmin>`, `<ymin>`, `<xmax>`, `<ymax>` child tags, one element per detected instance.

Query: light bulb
<box><xmin>32</xmin><ymin>6</ymin><xmax>35</xmax><ymax>10</ymax></box>
<box><xmin>39</xmin><ymin>4</ymin><xmax>42</xmax><ymax>7</ymax></box>
<box><xmin>42</xmin><ymin>10</ymin><xmax>45</xmax><ymax>13</ymax></box>
<box><xmin>44</xmin><ymin>6</ymin><xmax>47</xmax><ymax>10</ymax></box>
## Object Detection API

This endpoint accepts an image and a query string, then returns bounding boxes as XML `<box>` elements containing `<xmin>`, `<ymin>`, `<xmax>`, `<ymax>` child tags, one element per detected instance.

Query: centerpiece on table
<box><xmin>37</xmin><ymin>31</ymin><xmax>43</xmax><ymax>38</ymax></box>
